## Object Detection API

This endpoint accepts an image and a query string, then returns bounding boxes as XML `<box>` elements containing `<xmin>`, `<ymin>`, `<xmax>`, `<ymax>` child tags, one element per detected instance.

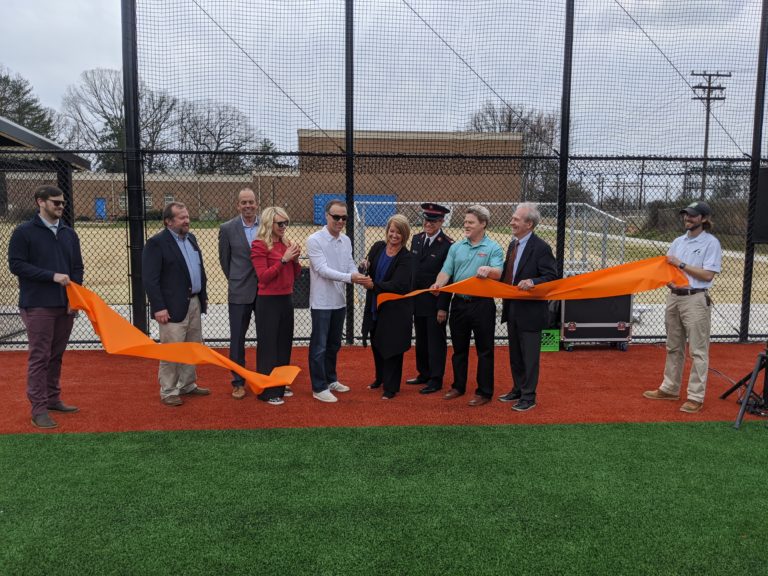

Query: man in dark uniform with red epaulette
<box><xmin>406</xmin><ymin>203</ymin><xmax>453</xmax><ymax>394</ymax></box>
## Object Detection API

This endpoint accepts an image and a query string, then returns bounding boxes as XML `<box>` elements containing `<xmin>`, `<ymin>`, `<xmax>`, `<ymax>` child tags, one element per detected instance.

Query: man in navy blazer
<box><xmin>143</xmin><ymin>202</ymin><xmax>210</xmax><ymax>406</ymax></box>
<box><xmin>8</xmin><ymin>185</ymin><xmax>84</xmax><ymax>429</ymax></box>
<box><xmin>499</xmin><ymin>202</ymin><xmax>558</xmax><ymax>412</ymax></box>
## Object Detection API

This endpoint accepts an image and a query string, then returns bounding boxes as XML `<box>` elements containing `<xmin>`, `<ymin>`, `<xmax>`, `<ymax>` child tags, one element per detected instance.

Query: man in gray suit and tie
<box><xmin>218</xmin><ymin>188</ymin><xmax>260</xmax><ymax>399</ymax></box>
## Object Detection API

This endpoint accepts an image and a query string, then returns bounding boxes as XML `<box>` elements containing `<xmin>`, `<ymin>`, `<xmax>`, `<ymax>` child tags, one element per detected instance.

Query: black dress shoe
<box><xmin>512</xmin><ymin>400</ymin><xmax>536</xmax><ymax>412</ymax></box>
<box><xmin>497</xmin><ymin>391</ymin><xmax>521</xmax><ymax>403</ymax></box>
<box><xmin>419</xmin><ymin>385</ymin><xmax>442</xmax><ymax>395</ymax></box>
<box><xmin>31</xmin><ymin>413</ymin><xmax>57</xmax><ymax>429</ymax></box>
<box><xmin>406</xmin><ymin>376</ymin><xmax>428</xmax><ymax>385</ymax></box>
<box><xmin>368</xmin><ymin>381</ymin><xmax>382</xmax><ymax>389</ymax></box>
<box><xmin>48</xmin><ymin>402</ymin><xmax>79</xmax><ymax>413</ymax></box>
<box><xmin>381</xmin><ymin>391</ymin><xmax>396</xmax><ymax>400</ymax></box>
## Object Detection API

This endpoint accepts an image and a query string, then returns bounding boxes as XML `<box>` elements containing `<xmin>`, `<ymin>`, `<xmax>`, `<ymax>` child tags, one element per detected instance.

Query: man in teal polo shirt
<box><xmin>430</xmin><ymin>205</ymin><xmax>503</xmax><ymax>406</ymax></box>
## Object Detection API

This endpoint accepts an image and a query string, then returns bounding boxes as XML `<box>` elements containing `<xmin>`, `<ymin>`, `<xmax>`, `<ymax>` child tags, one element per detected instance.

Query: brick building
<box><xmin>4</xmin><ymin>130</ymin><xmax>523</xmax><ymax>223</ymax></box>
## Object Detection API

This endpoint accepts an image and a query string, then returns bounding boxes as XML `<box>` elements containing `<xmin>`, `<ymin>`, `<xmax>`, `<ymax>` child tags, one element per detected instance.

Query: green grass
<box><xmin>1</xmin><ymin>423</ymin><xmax>767</xmax><ymax>575</ymax></box>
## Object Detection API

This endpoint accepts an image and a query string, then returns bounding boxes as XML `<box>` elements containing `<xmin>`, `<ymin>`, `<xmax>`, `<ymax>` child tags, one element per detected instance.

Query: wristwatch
<box><xmin>678</xmin><ymin>262</ymin><xmax>686</xmax><ymax>270</ymax></box>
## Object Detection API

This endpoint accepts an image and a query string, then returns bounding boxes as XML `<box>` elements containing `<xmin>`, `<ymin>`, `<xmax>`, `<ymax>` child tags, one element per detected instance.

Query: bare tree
<box><xmin>468</xmin><ymin>100</ymin><xmax>561</xmax><ymax>201</ymax></box>
<box><xmin>61</xmin><ymin>68</ymin><xmax>281</xmax><ymax>174</ymax></box>
<box><xmin>61</xmin><ymin>68</ymin><xmax>124</xmax><ymax>148</ymax></box>
<box><xmin>61</xmin><ymin>68</ymin><xmax>177</xmax><ymax>172</ymax></box>
<box><xmin>177</xmin><ymin>100</ymin><xmax>258</xmax><ymax>174</ymax></box>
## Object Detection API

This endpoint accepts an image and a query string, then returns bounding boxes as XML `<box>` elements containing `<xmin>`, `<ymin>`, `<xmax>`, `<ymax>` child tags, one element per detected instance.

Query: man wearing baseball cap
<box><xmin>643</xmin><ymin>200</ymin><xmax>722</xmax><ymax>413</ymax></box>
<box><xmin>406</xmin><ymin>203</ymin><xmax>453</xmax><ymax>394</ymax></box>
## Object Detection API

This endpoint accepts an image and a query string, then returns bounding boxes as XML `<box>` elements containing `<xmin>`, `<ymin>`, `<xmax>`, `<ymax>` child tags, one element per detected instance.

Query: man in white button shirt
<box><xmin>307</xmin><ymin>200</ymin><xmax>367</xmax><ymax>402</ymax></box>
<box><xmin>643</xmin><ymin>201</ymin><xmax>722</xmax><ymax>413</ymax></box>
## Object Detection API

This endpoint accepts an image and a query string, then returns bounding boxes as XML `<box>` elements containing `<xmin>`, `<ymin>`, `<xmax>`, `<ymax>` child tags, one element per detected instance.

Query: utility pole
<box><xmin>691</xmin><ymin>70</ymin><xmax>731</xmax><ymax>200</ymax></box>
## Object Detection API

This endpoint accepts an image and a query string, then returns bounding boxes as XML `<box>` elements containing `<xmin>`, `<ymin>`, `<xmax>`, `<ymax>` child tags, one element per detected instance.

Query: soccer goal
<box><xmin>352</xmin><ymin>200</ymin><xmax>626</xmax><ymax>275</ymax></box>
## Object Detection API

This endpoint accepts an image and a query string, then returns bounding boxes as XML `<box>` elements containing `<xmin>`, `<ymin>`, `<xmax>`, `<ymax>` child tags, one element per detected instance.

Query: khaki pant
<box><xmin>660</xmin><ymin>291</ymin><xmax>711</xmax><ymax>403</ymax></box>
<box><xmin>158</xmin><ymin>296</ymin><xmax>202</xmax><ymax>399</ymax></box>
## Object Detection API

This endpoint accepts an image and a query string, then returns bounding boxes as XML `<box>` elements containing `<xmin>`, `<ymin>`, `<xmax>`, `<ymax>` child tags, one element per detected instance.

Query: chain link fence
<box><xmin>2</xmin><ymin>1</ymin><xmax>768</xmax><ymax>347</ymax></box>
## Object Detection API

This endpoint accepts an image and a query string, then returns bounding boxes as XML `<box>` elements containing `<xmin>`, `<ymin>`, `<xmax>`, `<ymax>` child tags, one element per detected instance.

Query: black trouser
<box><xmin>255</xmin><ymin>294</ymin><xmax>292</xmax><ymax>400</ymax></box>
<box><xmin>370</xmin><ymin>321</ymin><xmax>404</xmax><ymax>395</ymax></box>
<box><xmin>448</xmin><ymin>297</ymin><xmax>495</xmax><ymax>398</ymax></box>
<box><xmin>413</xmin><ymin>313</ymin><xmax>447</xmax><ymax>388</ymax></box>
<box><xmin>227</xmin><ymin>298</ymin><xmax>257</xmax><ymax>387</ymax></box>
<box><xmin>506</xmin><ymin>309</ymin><xmax>543</xmax><ymax>403</ymax></box>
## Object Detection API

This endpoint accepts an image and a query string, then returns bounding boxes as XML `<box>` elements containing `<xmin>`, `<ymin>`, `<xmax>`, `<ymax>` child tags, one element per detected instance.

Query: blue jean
<box><xmin>309</xmin><ymin>307</ymin><xmax>346</xmax><ymax>392</ymax></box>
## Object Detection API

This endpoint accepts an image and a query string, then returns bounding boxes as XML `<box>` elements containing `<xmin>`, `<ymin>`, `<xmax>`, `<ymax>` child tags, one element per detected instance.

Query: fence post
<box><xmin>741</xmin><ymin>0</ymin><xmax>768</xmax><ymax>342</ymax></box>
<box><xmin>555</xmin><ymin>0</ymin><xmax>575</xmax><ymax>278</ymax></box>
<box><xmin>121</xmin><ymin>0</ymin><xmax>147</xmax><ymax>333</ymax></box>
<box><xmin>345</xmin><ymin>0</ymin><xmax>355</xmax><ymax>344</ymax></box>
<box><xmin>56</xmin><ymin>162</ymin><xmax>74</xmax><ymax>228</ymax></box>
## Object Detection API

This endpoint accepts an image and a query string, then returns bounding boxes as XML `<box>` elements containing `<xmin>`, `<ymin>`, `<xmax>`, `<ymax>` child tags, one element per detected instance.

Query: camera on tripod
<box><xmin>720</xmin><ymin>341</ymin><xmax>768</xmax><ymax>429</ymax></box>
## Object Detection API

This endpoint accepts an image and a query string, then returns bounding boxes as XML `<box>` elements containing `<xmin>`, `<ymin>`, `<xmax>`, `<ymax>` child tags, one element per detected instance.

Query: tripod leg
<box><xmin>721</xmin><ymin>372</ymin><xmax>753</xmax><ymax>400</ymax></box>
<box><xmin>734</xmin><ymin>353</ymin><xmax>766</xmax><ymax>430</ymax></box>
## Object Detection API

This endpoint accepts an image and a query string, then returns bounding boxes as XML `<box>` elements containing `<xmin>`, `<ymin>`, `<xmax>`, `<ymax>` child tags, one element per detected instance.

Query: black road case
<box><xmin>560</xmin><ymin>294</ymin><xmax>633</xmax><ymax>351</ymax></box>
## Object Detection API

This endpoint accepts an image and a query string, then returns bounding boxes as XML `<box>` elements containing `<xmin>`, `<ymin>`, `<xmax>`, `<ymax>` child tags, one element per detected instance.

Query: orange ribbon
<box><xmin>66</xmin><ymin>282</ymin><xmax>299</xmax><ymax>394</ymax></box>
<box><xmin>377</xmin><ymin>255</ymin><xmax>687</xmax><ymax>306</ymax></box>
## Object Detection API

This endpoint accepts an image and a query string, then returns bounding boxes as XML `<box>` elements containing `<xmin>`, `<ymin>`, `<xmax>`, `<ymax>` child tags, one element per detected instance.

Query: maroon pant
<box><xmin>20</xmin><ymin>307</ymin><xmax>75</xmax><ymax>417</ymax></box>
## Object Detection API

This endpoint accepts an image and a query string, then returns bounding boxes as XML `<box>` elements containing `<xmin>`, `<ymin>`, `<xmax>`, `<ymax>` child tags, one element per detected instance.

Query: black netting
<box><xmin>2</xmin><ymin>1</ymin><xmax>768</xmax><ymax>347</ymax></box>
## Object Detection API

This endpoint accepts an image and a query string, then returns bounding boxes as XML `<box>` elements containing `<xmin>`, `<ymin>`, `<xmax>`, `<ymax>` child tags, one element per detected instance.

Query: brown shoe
<box><xmin>443</xmin><ymin>389</ymin><xmax>463</xmax><ymax>400</ymax></box>
<box><xmin>642</xmin><ymin>388</ymin><xmax>680</xmax><ymax>401</ymax></box>
<box><xmin>468</xmin><ymin>395</ymin><xmax>490</xmax><ymax>407</ymax></box>
<box><xmin>232</xmin><ymin>386</ymin><xmax>246</xmax><ymax>400</ymax></box>
<box><xmin>185</xmin><ymin>387</ymin><xmax>210</xmax><ymax>396</ymax></box>
<box><xmin>31</xmin><ymin>413</ymin><xmax>58</xmax><ymax>429</ymax></box>
<box><xmin>161</xmin><ymin>395</ymin><xmax>183</xmax><ymax>407</ymax></box>
<box><xmin>680</xmin><ymin>400</ymin><xmax>703</xmax><ymax>413</ymax></box>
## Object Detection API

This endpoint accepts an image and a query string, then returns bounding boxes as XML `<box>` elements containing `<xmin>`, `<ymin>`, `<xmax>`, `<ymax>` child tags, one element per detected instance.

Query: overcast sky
<box><xmin>0</xmin><ymin>0</ymin><xmax>764</xmax><ymax>156</ymax></box>
<box><xmin>0</xmin><ymin>1</ymin><xmax>122</xmax><ymax>111</ymax></box>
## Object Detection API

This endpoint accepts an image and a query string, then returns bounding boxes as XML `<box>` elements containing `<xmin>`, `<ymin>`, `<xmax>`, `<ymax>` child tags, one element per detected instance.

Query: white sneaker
<box><xmin>313</xmin><ymin>389</ymin><xmax>338</xmax><ymax>403</ymax></box>
<box><xmin>328</xmin><ymin>381</ymin><xmax>350</xmax><ymax>393</ymax></box>
<box><xmin>283</xmin><ymin>386</ymin><xmax>294</xmax><ymax>397</ymax></box>
<box><xmin>266</xmin><ymin>397</ymin><xmax>284</xmax><ymax>406</ymax></box>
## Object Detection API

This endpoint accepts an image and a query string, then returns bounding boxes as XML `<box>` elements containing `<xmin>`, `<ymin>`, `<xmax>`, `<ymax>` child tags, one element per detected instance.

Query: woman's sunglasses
<box><xmin>329</xmin><ymin>214</ymin><xmax>348</xmax><ymax>222</ymax></box>
<box><xmin>274</xmin><ymin>220</ymin><xmax>289</xmax><ymax>228</ymax></box>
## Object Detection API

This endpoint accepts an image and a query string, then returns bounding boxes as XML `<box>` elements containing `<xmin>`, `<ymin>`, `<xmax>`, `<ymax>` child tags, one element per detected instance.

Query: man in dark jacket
<box><xmin>8</xmin><ymin>185</ymin><xmax>84</xmax><ymax>429</ymax></box>
<box><xmin>143</xmin><ymin>202</ymin><xmax>210</xmax><ymax>406</ymax></box>
<box><xmin>406</xmin><ymin>203</ymin><xmax>453</xmax><ymax>394</ymax></box>
<box><xmin>499</xmin><ymin>202</ymin><xmax>558</xmax><ymax>412</ymax></box>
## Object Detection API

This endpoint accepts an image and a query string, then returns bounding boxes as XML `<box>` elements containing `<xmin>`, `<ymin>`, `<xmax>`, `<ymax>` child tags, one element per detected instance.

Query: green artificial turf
<box><xmin>1</xmin><ymin>422</ymin><xmax>767</xmax><ymax>576</ymax></box>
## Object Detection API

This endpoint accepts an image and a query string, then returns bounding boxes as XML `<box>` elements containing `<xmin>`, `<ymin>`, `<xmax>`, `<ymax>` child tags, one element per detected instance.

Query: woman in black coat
<box><xmin>361</xmin><ymin>214</ymin><xmax>413</xmax><ymax>399</ymax></box>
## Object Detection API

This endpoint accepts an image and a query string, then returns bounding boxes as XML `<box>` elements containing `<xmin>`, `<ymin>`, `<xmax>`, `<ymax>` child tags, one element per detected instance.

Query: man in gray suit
<box><xmin>218</xmin><ymin>187</ymin><xmax>259</xmax><ymax>399</ymax></box>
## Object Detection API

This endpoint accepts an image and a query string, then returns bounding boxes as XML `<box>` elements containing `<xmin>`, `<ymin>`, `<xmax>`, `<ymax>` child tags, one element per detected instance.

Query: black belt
<box><xmin>670</xmin><ymin>288</ymin><xmax>707</xmax><ymax>296</ymax></box>
<box><xmin>455</xmin><ymin>295</ymin><xmax>491</xmax><ymax>302</ymax></box>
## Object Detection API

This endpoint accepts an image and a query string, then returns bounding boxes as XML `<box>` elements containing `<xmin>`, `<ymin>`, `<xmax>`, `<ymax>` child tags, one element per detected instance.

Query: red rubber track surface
<box><xmin>1</xmin><ymin>343</ymin><xmax>764</xmax><ymax>434</ymax></box>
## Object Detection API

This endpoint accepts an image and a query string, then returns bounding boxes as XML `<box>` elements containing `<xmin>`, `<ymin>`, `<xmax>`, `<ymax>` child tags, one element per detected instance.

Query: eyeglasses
<box><xmin>329</xmin><ymin>214</ymin><xmax>348</xmax><ymax>222</ymax></box>
<box><xmin>49</xmin><ymin>200</ymin><xmax>66</xmax><ymax>207</ymax></box>
<box><xmin>274</xmin><ymin>220</ymin><xmax>289</xmax><ymax>228</ymax></box>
